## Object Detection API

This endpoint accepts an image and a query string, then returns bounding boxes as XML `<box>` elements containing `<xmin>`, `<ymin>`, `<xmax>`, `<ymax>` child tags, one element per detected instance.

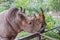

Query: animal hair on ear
<box><xmin>9</xmin><ymin>7</ymin><xmax>19</xmax><ymax>15</ymax></box>
<box><xmin>40</xmin><ymin>8</ymin><xmax>44</xmax><ymax>13</ymax></box>
<box><xmin>20</xmin><ymin>7</ymin><xmax>22</xmax><ymax>12</ymax></box>
<box><xmin>23</xmin><ymin>8</ymin><xmax>25</xmax><ymax>13</ymax></box>
<box><xmin>8</xmin><ymin>7</ymin><xmax>19</xmax><ymax>20</ymax></box>
<box><xmin>20</xmin><ymin>7</ymin><xmax>25</xmax><ymax>14</ymax></box>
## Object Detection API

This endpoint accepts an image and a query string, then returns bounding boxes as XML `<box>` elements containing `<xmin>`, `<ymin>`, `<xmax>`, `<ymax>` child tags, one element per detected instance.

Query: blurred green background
<box><xmin>0</xmin><ymin>0</ymin><xmax>60</xmax><ymax>40</ymax></box>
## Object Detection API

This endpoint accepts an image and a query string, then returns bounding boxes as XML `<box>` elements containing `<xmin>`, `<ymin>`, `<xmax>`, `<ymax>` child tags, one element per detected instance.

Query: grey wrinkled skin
<box><xmin>0</xmin><ymin>7</ymin><xmax>33</xmax><ymax>40</ymax></box>
<box><xmin>0</xmin><ymin>7</ymin><xmax>46</xmax><ymax>40</ymax></box>
<box><xmin>0</xmin><ymin>7</ymin><xmax>19</xmax><ymax>40</ymax></box>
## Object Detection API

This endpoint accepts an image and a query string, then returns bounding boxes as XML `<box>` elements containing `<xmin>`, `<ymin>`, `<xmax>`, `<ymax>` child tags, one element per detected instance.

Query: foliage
<box><xmin>14</xmin><ymin>0</ymin><xmax>48</xmax><ymax>14</ymax></box>
<box><xmin>14</xmin><ymin>0</ymin><xmax>40</xmax><ymax>14</ymax></box>
<box><xmin>0</xmin><ymin>0</ymin><xmax>14</xmax><ymax>12</ymax></box>
<box><xmin>0</xmin><ymin>0</ymin><xmax>60</xmax><ymax>40</ymax></box>
<box><xmin>45</xmin><ymin>14</ymin><xmax>60</xmax><ymax>40</ymax></box>
<box><xmin>45</xmin><ymin>14</ymin><xmax>55</xmax><ymax>29</ymax></box>
<box><xmin>47</xmin><ymin>0</ymin><xmax>60</xmax><ymax>11</ymax></box>
<box><xmin>45</xmin><ymin>31</ymin><xmax>60</xmax><ymax>39</ymax></box>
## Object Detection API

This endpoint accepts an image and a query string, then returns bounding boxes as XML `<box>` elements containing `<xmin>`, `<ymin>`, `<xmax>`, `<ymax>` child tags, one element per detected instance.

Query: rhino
<box><xmin>0</xmin><ymin>7</ymin><xmax>46</xmax><ymax>40</ymax></box>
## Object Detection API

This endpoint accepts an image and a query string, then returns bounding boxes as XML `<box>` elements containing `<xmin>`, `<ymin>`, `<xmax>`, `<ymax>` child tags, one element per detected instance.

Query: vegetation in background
<box><xmin>45</xmin><ymin>14</ymin><xmax>60</xmax><ymax>39</ymax></box>
<box><xmin>45</xmin><ymin>14</ymin><xmax>55</xmax><ymax>29</ymax></box>
<box><xmin>47</xmin><ymin>0</ymin><xmax>60</xmax><ymax>11</ymax></box>
<box><xmin>0</xmin><ymin>0</ymin><xmax>60</xmax><ymax>40</ymax></box>
<box><xmin>0</xmin><ymin>0</ymin><xmax>15</xmax><ymax>12</ymax></box>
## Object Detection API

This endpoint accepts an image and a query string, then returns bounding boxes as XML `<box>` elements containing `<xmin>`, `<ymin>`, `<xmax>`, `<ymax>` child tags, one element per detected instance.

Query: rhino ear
<box><xmin>9</xmin><ymin>7</ymin><xmax>19</xmax><ymax>17</ymax></box>
<box><xmin>38</xmin><ymin>8</ymin><xmax>45</xmax><ymax>22</ymax></box>
<box><xmin>20</xmin><ymin>7</ymin><xmax>25</xmax><ymax>14</ymax></box>
<box><xmin>20</xmin><ymin>7</ymin><xmax>22</xmax><ymax>12</ymax></box>
<box><xmin>39</xmin><ymin>8</ymin><xmax>44</xmax><ymax>16</ymax></box>
<box><xmin>23</xmin><ymin>8</ymin><xmax>25</xmax><ymax>13</ymax></box>
<box><xmin>7</xmin><ymin>7</ymin><xmax>19</xmax><ymax>21</ymax></box>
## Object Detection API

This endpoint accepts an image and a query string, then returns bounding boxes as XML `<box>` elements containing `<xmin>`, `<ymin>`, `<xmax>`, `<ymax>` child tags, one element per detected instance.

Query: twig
<box><xmin>44</xmin><ymin>26</ymin><xmax>58</xmax><ymax>33</ymax></box>
<box><xmin>39</xmin><ymin>33</ymin><xmax>58</xmax><ymax>40</ymax></box>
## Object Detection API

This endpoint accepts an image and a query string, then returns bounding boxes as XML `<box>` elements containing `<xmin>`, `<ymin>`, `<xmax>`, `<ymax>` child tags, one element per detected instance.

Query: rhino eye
<box><xmin>29</xmin><ymin>22</ymin><xmax>31</xmax><ymax>24</ymax></box>
<box><xmin>29</xmin><ymin>22</ymin><xmax>32</xmax><ymax>24</ymax></box>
